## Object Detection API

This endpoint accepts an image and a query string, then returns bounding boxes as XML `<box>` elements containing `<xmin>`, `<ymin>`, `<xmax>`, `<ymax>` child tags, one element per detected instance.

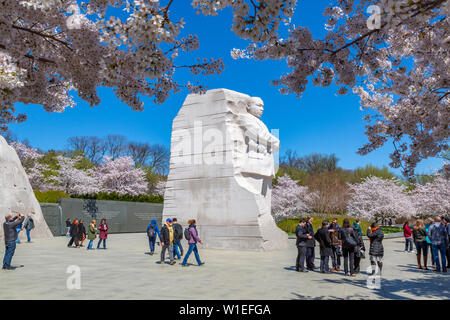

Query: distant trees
<box><xmin>7</xmin><ymin>133</ymin><xmax>168</xmax><ymax>197</ymax></box>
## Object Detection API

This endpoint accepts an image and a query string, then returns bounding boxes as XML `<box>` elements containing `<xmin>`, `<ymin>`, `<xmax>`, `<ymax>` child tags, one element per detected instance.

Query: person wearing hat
<box><xmin>160</xmin><ymin>218</ymin><xmax>176</xmax><ymax>265</ymax></box>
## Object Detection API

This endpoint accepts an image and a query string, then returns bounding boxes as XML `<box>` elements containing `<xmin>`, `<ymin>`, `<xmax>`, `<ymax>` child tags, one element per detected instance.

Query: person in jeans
<box><xmin>87</xmin><ymin>220</ymin><xmax>97</xmax><ymax>250</ymax></box>
<box><xmin>338</xmin><ymin>218</ymin><xmax>358</xmax><ymax>276</ymax></box>
<box><xmin>67</xmin><ymin>219</ymin><xmax>79</xmax><ymax>248</ymax></box>
<box><xmin>15</xmin><ymin>218</ymin><xmax>23</xmax><ymax>244</ymax></box>
<box><xmin>97</xmin><ymin>218</ymin><xmax>108</xmax><ymax>249</ymax></box>
<box><xmin>428</xmin><ymin>216</ymin><xmax>448</xmax><ymax>273</ymax></box>
<box><xmin>412</xmin><ymin>219</ymin><xmax>428</xmax><ymax>270</ymax></box>
<box><xmin>146</xmin><ymin>219</ymin><xmax>161</xmax><ymax>255</ymax></box>
<box><xmin>3</xmin><ymin>213</ymin><xmax>25</xmax><ymax>270</ymax></box>
<box><xmin>353</xmin><ymin>223</ymin><xmax>365</xmax><ymax>274</ymax></box>
<box><xmin>295</xmin><ymin>219</ymin><xmax>310</xmax><ymax>272</ymax></box>
<box><xmin>181</xmin><ymin>219</ymin><xmax>204</xmax><ymax>267</ymax></box>
<box><xmin>314</xmin><ymin>220</ymin><xmax>332</xmax><ymax>274</ymax></box>
<box><xmin>305</xmin><ymin>216</ymin><xmax>316</xmax><ymax>271</ymax></box>
<box><xmin>65</xmin><ymin>218</ymin><xmax>72</xmax><ymax>237</ymax></box>
<box><xmin>172</xmin><ymin>218</ymin><xmax>184</xmax><ymax>259</ymax></box>
<box><xmin>23</xmin><ymin>214</ymin><xmax>35</xmax><ymax>243</ymax></box>
<box><xmin>160</xmin><ymin>218</ymin><xmax>176</xmax><ymax>265</ymax></box>
<box><xmin>367</xmin><ymin>222</ymin><xmax>384</xmax><ymax>275</ymax></box>
<box><xmin>403</xmin><ymin>221</ymin><xmax>413</xmax><ymax>253</ymax></box>
<box><xmin>425</xmin><ymin>218</ymin><xmax>436</xmax><ymax>270</ymax></box>
<box><xmin>328</xmin><ymin>218</ymin><xmax>341</xmax><ymax>272</ymax></box>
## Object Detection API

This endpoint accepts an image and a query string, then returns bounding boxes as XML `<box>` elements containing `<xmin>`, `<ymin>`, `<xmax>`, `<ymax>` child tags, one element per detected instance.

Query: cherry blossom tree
<box><xmin>412</xmin><ymin>175</ymin><xmax>450</xmax><ymax>217</ymax></box>
<box><xmin>347</xmin><ymin>176</ymin><xmax>415</xmax><ymax>223</ymax></box>
<box><xmin>153</xmin><ymin>180</ymin><xmax>166</xmax><ymax>196</ymax></box>
<box><xmin>54</xmin><ymin>154</ymin><xmax>99</xmax><ymax>195</ymax></box>
<box><xmin>271</xmin><ymin>175</ymin><xmax>314</xmax><ymax>222</ymax></box>
<box><xmin>226</xmin><ymin>0</ymin><xmax>449</xmax><ymax>176</ymax></box>
<box><xmin>95</xmin><ymin>156</ymin><xmax>148</xmax><ymax>195</ymax></box>
<box><xmin>9</xmin><ymin>141</ymin><xmax>51</xmax><ymax>190</ymax></box>
<box><xmin>0</xmin><ymin>0</ymin><xmax>224</xmax><ymax>131</ymax></box>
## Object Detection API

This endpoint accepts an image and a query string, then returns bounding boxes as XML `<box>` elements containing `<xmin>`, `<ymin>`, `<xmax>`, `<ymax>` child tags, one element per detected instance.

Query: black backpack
<box><xmin>343</xmin><ymin>228</ymin><xmax>357</xmax><ymax>248</ymax></box>
<box><xmin>184</xmin><ymin>228</ymin><xmax>191</xmax><ymax>241</ymax></box>
<box><xmin>147</xmin><ymin>225</ymin><xmax>155</xmax><ymax>238</ymax></box>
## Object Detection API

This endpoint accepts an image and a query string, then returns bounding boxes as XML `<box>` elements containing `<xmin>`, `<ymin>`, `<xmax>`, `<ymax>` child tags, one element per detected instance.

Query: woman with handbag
<box><xmin>353</xmin><ymin>224</ymin><xmax>366</xmax><ymax>274</ymax></box>
<box><xmin>338</xmin><ymin>219</ymin><xmax>358</xmax><ymax>276</ymax></box>
<box><xmin>97</xmin><ymin>218</ymin><xmax>108</xmax><ymax>249</ymax></box>
<box><xmin>367</xmin><ymin>222</ymin><xmax>384</xmax><ymax>275</ymax></box>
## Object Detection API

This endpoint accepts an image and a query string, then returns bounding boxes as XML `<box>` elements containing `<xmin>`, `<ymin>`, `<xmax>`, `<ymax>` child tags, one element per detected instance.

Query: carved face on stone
<box><xmin>247</xmin><ymin>97</ymin><xmax>264</xmax><ymax>118</ymax></box>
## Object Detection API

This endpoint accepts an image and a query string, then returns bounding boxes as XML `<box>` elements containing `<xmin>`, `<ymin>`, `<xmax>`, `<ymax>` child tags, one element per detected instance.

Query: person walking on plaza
<box><xmin>65</xmin><ymin>218</ymin><xmax>72</xmax><ymax>237</ymax></box>
<box><xmin>295</xmin><ymin>219</ymin><xmax>310</xmax><ymax>272</ymax></box>
<box><xmin>314</xmin><ymin>220</ymin><xmax>332</xmax><ymax>274</ymax></box>
<box><xmin>78</xmin><ymin>219</ymin><xmax>86</xmax><ymax>247</ymax></box>
<box><xmin>427</xmin><ymin>216</ymin><xmax>448</xmax><ymax>273</ymax></box>
<box><xmin>181</xmin><ymin>219</ymin><xmax>204</xmax><ymax>266</ymax></box>
<box><xmin>328</xmin><ymin>218</ymin><xmax>341</xmax><ymax>272</ymax></box>
<box><xmin>147</xmin><ymin>219</ymin><xmax>161</xmax><ymax>255</ymax></box>
<box><xmin>172</xmin><ymin>218</ymin><xmax>184</xmax><ymax>259</ymax></box>
<box><xmin>87</xmin><ymin>220</ymin><xmax>97</xmax><ymax>250</ymax></box>
<box><xmin>23</xmin><ymin>214</ymin><xmax>35</xmax><ymax>243</ymax></box>
<box><xmin>67</xmin><ymin>219</ymin><xmax>79</xmax><ymax>248</ymax></box>
<box><xmin>160</xmin><ymin>218</ymin><xmax>176</xmax><ymax>265</ymax></box>
<box><xmin>367</xmin><ymin>222</ymin><xmax>384</xmax><ymax>276</ymax></box>
<box><xmin>412</xmin><ymin>219</ymin><xmax>428</xmax><ymax>270</ymax></box>
<box><xmin>425</xmin><ymin>218</ymin><xmax>436</xmax><ymax>270</ymax></box>
<box><xmin>353</xmin><ymin>222</ymin><xmax>365</xmax><ymax>274</ymax></box>
<box><xmin>97</xmin><ymin>218</ymin><xmax>108</xmax><ymax>249</ymax></box>
<box><xmin>305</xmin><ymin>216</ymin><xmax>316</xmax><ymax>271</ymax></box>
<box><xmin>403</xmin><ymin>221</ymin><xmax>413</xmax><ymax>253</ymax></box>
<box><xmin>338</xmin><ymin>219</ymin><xmax>358</xmax><ymax>276</ymax></box>
<box><xmin>3</xmin><ymin>213</ymin><xmax>25</xmax><ymax>270</ymax></box>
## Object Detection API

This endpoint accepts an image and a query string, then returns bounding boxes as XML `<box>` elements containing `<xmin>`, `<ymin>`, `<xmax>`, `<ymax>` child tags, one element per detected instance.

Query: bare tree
<box><xmin>148</xmin><ymin>144</ymin><xmax>170</xmax><ymax>175</ymax></box>
<box><xmin>127</xmin><ymin>141</ymin><xmax>152</xmax><ymax>167</ymax></box>
<box><xmin>67</xmin><ymin>136</ymin><xmax>90</xmax><ymax>155</ymax></box>
<box><xmin>86</xmin><ymin>136</ymin><xmax>106</xmax><ymax>165</ymax></box>
<box><xmin>104</xmin><ymin>135</ymin><xmax>127</xmax><ymax>160</ymax></box>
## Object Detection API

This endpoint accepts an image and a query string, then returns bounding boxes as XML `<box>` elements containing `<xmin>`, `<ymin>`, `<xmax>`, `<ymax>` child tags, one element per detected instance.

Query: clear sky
<box><xmin>7</xmin><ymin>1</ymin><xmax>443</xmax><ymax>176</ymax></box>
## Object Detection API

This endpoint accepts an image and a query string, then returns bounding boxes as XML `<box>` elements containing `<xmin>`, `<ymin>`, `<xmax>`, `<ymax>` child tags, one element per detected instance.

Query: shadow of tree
<box><xmin>316</xmin><ymin>271</ymin><xmax>450</xmax><ymax>299</ymax></box>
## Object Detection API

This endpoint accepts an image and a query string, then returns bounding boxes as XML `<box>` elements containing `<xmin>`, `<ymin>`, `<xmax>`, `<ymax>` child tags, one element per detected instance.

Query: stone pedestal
<box><xmin>162</xmin><ymin>89</ymin><xmax>288</xmax><ymax>250</ymax></box>
<box><xmin>0</xmin><ymin>136</ymin><xmax>53</xmax><ymax>240</ymax></box>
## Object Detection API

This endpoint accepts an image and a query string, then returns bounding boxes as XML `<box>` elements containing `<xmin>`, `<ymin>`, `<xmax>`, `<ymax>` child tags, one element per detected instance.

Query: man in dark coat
<box><xmin>305</xmin><ymin>216</ymin><xmax>316</xmax><ymax>271</ymax></box>
<box><xmin>314</xmin><ymin>220</ymin><xmax>332</xmax><ymax>273</ymax></box>
<box><xmin>367</xmin><ymin>222</ymin><xmax>384</xmax><ymax>275</ymax></box>
<box><xmin>67</xmin><ymin>220</ymin><xmax>80</xmax><ymax>248</ymax></box>
<box><xmin>172</xmin><ymin>218</ymin><xmax>184</xmax><ymax>259</ymax></box>
<box><xmin>296</xmin><ymin>219</ymin><xmax>311</xmax><ymax>272</ymax></box>
<box><xmin>3</xmin><ymin>213</ymin><xmax>25</xmax><ymax>270</ymax></box>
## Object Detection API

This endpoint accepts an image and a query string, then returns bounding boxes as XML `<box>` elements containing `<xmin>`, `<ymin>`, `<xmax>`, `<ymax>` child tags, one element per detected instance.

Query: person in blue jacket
<box><xmin>146</xmin><ymin>219</ymin><xmax>161</xmax><ymax>255</ymax></box>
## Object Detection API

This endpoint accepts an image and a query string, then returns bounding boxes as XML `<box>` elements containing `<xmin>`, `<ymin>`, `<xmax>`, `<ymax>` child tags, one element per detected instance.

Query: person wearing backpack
<box><xmin>23</xmin><ymin>214</ymin><xmax>35</xmax><ymax>243</ymax></box>
<box><xmin>172</xmin><ymin>218</ymin><xmax>184</xmax><ymax>259</ymax></box>
<box><xmin>338</xmin><ymin>218</ymin><xmax>358</xmax><ymax>276</ymax></box>
<box><xmin>160</xmin><ymin>218</ymin><xmax>176</xmax><ymax>265</ymax></box>
<box><xmin>181</xmin><ymin>219</ymin><xmax>204</xmax><ymax>267</ymax></box>
<box><xmin>367</xmin><ymin>222</ymin><xmax>384</xmax><ymax>275</ymax></box>
<box><xmin>146</xmin><ymin>219</ymin><xmax>161</xmax><ymax>255</ymax></box>
<box><xmin>353</xmin><ymin>223</ymin><xmax>365</xmax><ymax>274</ymax></box>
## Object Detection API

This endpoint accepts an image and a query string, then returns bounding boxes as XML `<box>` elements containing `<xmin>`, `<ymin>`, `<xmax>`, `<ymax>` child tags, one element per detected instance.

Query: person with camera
<box><xmin>3</xmin><ymin>213</ymin><xmax>25</xmax><ymax>270</ymax></box>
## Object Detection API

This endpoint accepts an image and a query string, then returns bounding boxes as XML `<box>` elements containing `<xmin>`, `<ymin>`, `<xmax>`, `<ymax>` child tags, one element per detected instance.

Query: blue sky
<box><xmin>7</xmin><ymin>1</ymin><xmax>443</xmax><ymax>176</ymax></box>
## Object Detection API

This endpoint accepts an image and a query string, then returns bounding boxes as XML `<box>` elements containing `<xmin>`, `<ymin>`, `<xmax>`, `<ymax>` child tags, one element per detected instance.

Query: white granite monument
<box><xmin>0</xmin><ymin>136</ymin><xmax>53</xmax><ymax>240</ymax></box>
<box><xmin>162</xmin><ymin>89</ymin><xmax>288</xmax><ymax>250</ymax></box>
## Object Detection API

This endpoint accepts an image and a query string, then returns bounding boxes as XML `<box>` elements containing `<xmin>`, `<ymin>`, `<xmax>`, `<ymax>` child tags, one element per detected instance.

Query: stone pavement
<box><xmin>0</xmin><ymin>233</ymin><xmax>448</xmax><ymax>300</ymax></box>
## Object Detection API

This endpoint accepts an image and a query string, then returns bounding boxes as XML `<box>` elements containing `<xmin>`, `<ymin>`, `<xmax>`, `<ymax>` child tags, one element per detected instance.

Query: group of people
<box><xmin>403</xmin><ymin>216</ymin><xmax>450</xmax><ymax>273</ymax></box>
<box><xmin>146</xmin><ymin>218</ymin><xmax>204</xmax><ymax>267</ymax></box>
<box><xmin>66</xmin><ymin>218</ymin><xmax>108</xmax><ymax>250</ymax></box>
<box><xmin>296</xmin><ymin>217</ymin><xmax>384</xmax><ymax>277</ymax></box>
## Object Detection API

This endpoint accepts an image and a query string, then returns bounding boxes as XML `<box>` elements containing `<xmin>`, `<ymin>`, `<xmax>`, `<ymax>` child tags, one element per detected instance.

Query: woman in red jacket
<box><xmin>97</xmin><ymin>218</ymin><xmax>108</xmax><ymax>249</ymax></box>
<box><xmin>403</xmin><ymin>221</ymin><xmax>413</xmax><ymax>253</ymax></box>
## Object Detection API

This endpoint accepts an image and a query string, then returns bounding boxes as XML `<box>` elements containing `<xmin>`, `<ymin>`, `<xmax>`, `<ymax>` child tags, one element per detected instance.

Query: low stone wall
<box><xmin>40</xmin><ymin>203</ymin><xmax>62</xmax><ymax>236</ymax></box>
<box><xmin>40</xmin><ymin>198</ymin><xmax>163</xmax><ymax>236</ymax></box>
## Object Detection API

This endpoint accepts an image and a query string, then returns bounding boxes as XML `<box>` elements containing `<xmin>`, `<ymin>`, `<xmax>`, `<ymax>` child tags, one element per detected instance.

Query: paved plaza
<box><xmin>0</xmin><ymin>233</ymin><xmax>449</xmax><ymax>300</ymax></box>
